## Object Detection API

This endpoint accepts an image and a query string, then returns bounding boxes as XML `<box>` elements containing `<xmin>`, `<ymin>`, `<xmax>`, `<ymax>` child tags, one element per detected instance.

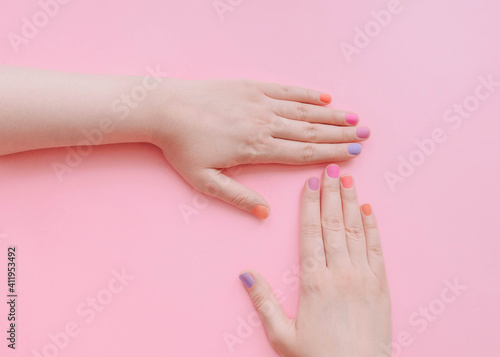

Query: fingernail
<box><xmin>320</xmin><ymin>93</ymin><xmax>331</xmax><ymax>104</ymax></box>
<box><xmin>326</xmin><ymin>164</ymin><xmax>340</xmax><ymax>178</ymax></box>
<box><xmin>308</xmin><ymin>177</ymin><xmax>320</xmax><ymax>190</ymax></box>
<box><xmin>348</xmin><ymin>143</ymin><xmax>362</xmax><ymax>155</ymax></box>
<box><xmin>346</xmin><ymin>113</ymin><xmax>358</xmax><ymax>125</ymax></box>
<box><xmin>251</xmin><ymin>205</ymin><xmax>269</xmax><ymax>219</ymax></box>
<box><xmin>341</xmin><ymin>175</ymin><xmax>353</xmax><ymax>189</ymax></box>
<box><xmin>239</xmin><ymin>272</ymin><xmax>255</xmax><ymax>288</ymax></box>
<box><xmin>356</xmin><ymin>127</ymin><xmax>370</xmax><ymax>139</ymax></box>
<box><xmin>361</xmin><ymin>203</ymin><xmax>372</xmax><ymax>216</ymax></box>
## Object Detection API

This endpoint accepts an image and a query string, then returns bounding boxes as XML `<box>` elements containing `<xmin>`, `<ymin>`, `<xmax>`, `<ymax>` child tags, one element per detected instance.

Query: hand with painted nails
<box><xmin>152</xmin><ymin>79</ymin><xmax>368</xmax><ymax>219</ymax></box>
<box><xmin>0</xmin><ymin>67</ymin><xmax>368</xmax><ymax>219</ymax></box>
<box><xmin>239</xmin><ymin>165</ymin><xmax>391</xmax><ymax>356</ymax></box>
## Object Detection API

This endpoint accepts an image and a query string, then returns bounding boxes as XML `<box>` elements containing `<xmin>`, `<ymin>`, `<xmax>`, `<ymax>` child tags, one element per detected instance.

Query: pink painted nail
<box><xmin>346</xmin><ymin>113</ymin><xmax>359</xmax><ymax>125</ymax></box>
<box><xmin>326</xmin><ymin>164</ymin><xmax>340</xmax><ymax>178</ymax></box>
<box><xmin>356</xmin><ymin>127</ymin><xmax>370</xmax><ymax>139</ymax></box>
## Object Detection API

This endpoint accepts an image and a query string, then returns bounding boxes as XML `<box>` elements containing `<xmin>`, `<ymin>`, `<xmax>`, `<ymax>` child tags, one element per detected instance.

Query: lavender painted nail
<box><xmin>239</xmin><ymin>273</ymin><xmax>255</xmax><ymax>288</ymax></box>
<box><xmin>308</xmin><ymin>177</ymin><xmax>320</xmax><ymax>190</ymax></box>
<box><xmin>348</xmin><ymin>143</ymin><xmax>362</xmax><ymax>155</ymax></box>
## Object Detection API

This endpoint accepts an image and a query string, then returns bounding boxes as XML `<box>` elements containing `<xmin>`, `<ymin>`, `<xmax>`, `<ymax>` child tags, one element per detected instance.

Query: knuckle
<box><xmin>306</xmin><ymin>88</ymin><xmax>314</xmax><ymax>101</ymax></box>
<box><xmin>230</xmin><ymin>193</ymin><xmax>250</xmax><ymax>209</ymax></box>
<box><xmin>296</xmin><ymin>104</ymin><xmax>308</xmax><ymax>120</ymax></box>
<box><xmin>252</xmin><ymin>290</ymin><xmax>272</xmax><ymax>312</ymax></box>
<box><xmin>305</xmin><ymin>124</ymin><xmax>318</xmax><ymax>141</ymax></box>
<box><xmin>281</xmin><ymin>85</ymin><xmax>291</xmax><ymax>97</ymax></box>
<box><xmin>322</xmin><ymin>215</ymin><xmax>344</xmax><ymax>232</ymax></box>
<box><xmin>301</xmin><ymin>144</ymin><xmax>315</xmax><ymax>161</ymax></box>
<box><xmin>301</xmin><ymin>223</ymin><xmax>322</xmax><ymax>238</ymax></box>
<box><xmin>368</xmin><ymin>244</ymin><xmax>384</xmax><ymax>257</ymax></box>
<box><xmin>341</xmin><ymin>128</ymin><xmax>351</xmax><ymax>142</ymax></box>
<box><xmin>301</xmin><ymin>276</ymin><xmax>324</xmax><ymax>294</ymax></box>
<box><xmin>345</xmin><ymin>226</ymin><xmax>365</xmax><ymax>242</ymax></box>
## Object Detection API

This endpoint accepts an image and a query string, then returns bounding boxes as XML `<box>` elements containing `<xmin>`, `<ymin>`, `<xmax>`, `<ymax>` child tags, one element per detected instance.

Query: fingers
<box><xmin>299</xmin><ymin>177</ymin><xmax>326</xmax><ymax>274</ymax></box>
<box><xmin>195</xmin><ymin>169</ymin><xmax>270</xmax><ymax>219</ymax></box>
<box><xmin>361</xmin><ymin>204</ymin><xmax>387</xmax><ymax>278</ymax></box>
<box><xmin>321</xmin><ymin>165</ymin><xmax>350</xmax><ymax>266</ymax></box>
<box><xmin>239</xmin><ymin>271</ymin><xmax>292</xmax><ymax>345</ymax></box>
<box><xmin>259</xmin><ymin>82</ymin><xmax>331</xmax><ymax>105</ymax></box>
<box><xmin>271</xmin><ymin>117</ymin><xmax>370</xmax><ymax>143</ymax></box>
<box><xmin>340</xmin><ymin>175</ymin><xmax>370</xmax><ymax>269</ymax></box>
<box><xmin>267</xmin><ymin>140</ymin><xmax>362</xmax><ymax>165</ymax></box>
<box><xmin>271</xmin><ymin>100</ymin><xmax>359</xmax><ymax>126</ymax></box>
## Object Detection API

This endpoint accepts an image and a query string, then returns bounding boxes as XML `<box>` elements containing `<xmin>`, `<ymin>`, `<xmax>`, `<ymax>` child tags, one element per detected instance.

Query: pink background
<box><xmin>1</xmin><ymin>0</ymin><xmax>499</xmax><ymax>355</ymax></box>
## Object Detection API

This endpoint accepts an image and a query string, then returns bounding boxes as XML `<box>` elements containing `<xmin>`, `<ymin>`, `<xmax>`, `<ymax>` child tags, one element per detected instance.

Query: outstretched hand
<box><xmin>152</xmin><ymin>80</ymin><xmax>369</xmax><ymax>218</ymax></box>
<box><xmin>239</xmin><ymin>164</ymin><xmax>391</xmax><ymax>356</ymax></box>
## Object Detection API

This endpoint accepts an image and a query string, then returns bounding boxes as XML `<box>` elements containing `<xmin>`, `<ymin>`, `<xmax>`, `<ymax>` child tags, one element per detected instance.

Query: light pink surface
<box><xmin>1</xmin><ymin>0</ymin><xmax>499</xmax><ymax>355</ymax></box>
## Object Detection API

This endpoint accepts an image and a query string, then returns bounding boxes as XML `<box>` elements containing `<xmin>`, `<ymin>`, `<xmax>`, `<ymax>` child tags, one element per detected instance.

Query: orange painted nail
<box><xmin>340</xmin><ymin>176</ymin><xmax>353</xmax><ymax>189</ymax></box>
<box><xmin>251</xmin><ymin>205</ymin><xmax>269</xmax><ymax>219</ymax></box>
<box><xmin>361</xmin><ymin>204</ymin><xmax>372</xmax><ymax>216</ymax></box>
<box><xmin>320</xmin><ymin>93</ymin><xmax>332</xmax><ymax>104</ymax></box>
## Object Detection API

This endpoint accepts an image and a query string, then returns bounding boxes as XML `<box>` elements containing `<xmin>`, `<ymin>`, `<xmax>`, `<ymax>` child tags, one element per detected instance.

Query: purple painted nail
<box><xmin>326</xmin><ymin>164</ymin><xmax>340</xmax><ymax>178</ymax></box>
<box><xmin>346</xmin><ymin>113</ymin><xmax>359</xmax><ymax>125</ymax></box>
<box><xmin>239</xmin><ymin>273</ymin><xmax>255</xmax><ymax>288</ymax></box>
<box><xmin>308</xmin><ymin>177</ymin><xmax>320</xmax><ymax>190</ymax></box>
<box><xmin>348</xmin><ymin>143</ymin><xmax>362</xmax><ymax>155</ymax></box>
<box><xmin>356</xmin><ymin>127</ymin><xmax>370</xmax><ymax>139</ymax></box>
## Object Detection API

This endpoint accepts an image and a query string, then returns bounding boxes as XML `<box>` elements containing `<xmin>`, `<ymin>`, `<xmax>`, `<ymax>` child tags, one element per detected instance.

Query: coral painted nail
<box><xmin>308</xmin><ymin>177</ymin><xmax>320</xmax><ymax>190</ymax></box>
<box><xmin>348</xmin><ymin>143</ymin><xmax>362</xmax><ymax>155</ymax></box>
<box><xmin>320</xmin><ymin>93</ymin><xmax>332</xmax><ymax>104</ymax></box>
<box><xmin>326</xmin><ymin>164</ymin><xmax>340</xmax><ymax>178</ymax></box>
<box><xmin>239</xmin><ymin>273</ymin><xmax>255</xmax><ymax>288</ymax></box>
<box><xmin>346</xmin><ymin>113</ymin><xmax>359</xmax><ymax>125</ymax></box>
<box><xmin>341</xmin><ymin>176</ymin><xmax>353</xmax><ymax>189</ymax></box>
<box><xmin>251</xmin><ymin>205</ymin><xmax>269</xmax><ymax>219</ymax></box>
<box><xmin>362</xmin><ymin>203</ymin><xmax>372</xmax><ymax>216</ymax></box>
<box><xmin>356</xmin><ymin>127</ymin><xmax>370</xmax><ymax>139</ymax></box>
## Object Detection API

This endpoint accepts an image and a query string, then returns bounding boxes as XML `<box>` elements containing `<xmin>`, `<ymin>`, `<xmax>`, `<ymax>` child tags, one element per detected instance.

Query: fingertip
<box><xmin>325</xmin><ymin>164</ymin><xmax>340</xmax><ymax>179</ymax></box>
<box><xmin>348</xmin><ymin>143</ymin><xmax>362</xmax><ymax>156</ymax></box>
<box><xmin>346</xmin><ymin>113</ymin><xmax>359</xmax><ymax>125</ymax></box>
<box><xmin>361</xmin><ymin>203</ymin><xmax>372</xmax><ymax>216</ymax></box>
<box><xmin>340</xmin><ymin>175</ymin><xmax>353</xmax><ymax>189</ymax></box>
<box><xmin>307</xmin><ymin>176</ymin><xmax>320</xmax><ymax>191</ymax></box>
<box><xmin>239</xmin><ymin>272</ymin><xmax>255</xmax><ymax>289</ymax></box>
<box><xmin>251</xmin><ymin>204</ymin><xmax>270</xmax><ymax>220</ymax></box>
<box><xmin>320</xmin><ymin>93</ymin><xmax>332</xmax><ymax>104</ymax></box>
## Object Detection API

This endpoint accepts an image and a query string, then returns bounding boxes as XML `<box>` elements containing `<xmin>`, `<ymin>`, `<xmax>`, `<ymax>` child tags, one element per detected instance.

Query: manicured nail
<box><xmin>346</xmin><ymin>113</ymin><xmax>358</xmax><ymax>125</ymax></box>
<box><xmin>239</xmin><ymin>272</ymin><xmax>255</xmax><ymax>288</ymax></box>
<box><xmin>341</xmin><ymin>175</ymin><xmax>353</xmax><ymax>189</ymax></box>
<box><xmin>320</xmin><ymin>93</ymin><xmax>332</xmax><ymax>104</ymax></box>
<box><xmin>356</xmin><ymin>127</ymin><xmax>370</xmax><ymax>139</ymax></box>
<box><xmin>308</xmin><ymin>177</ymin><xmax>320</xmax><ymax>190</ymax></box>
<box><xmin>251</xmin><ymin>205</ymin><xmax>269</xmax><ymax>219</ymax></box>
<box><xmin>326</xmin><ymin>164</ymin><xmax>340</xmax><ymax>178</ymax></box>
<box><xmin>361</xmin><ymin>203</ymin><xmax>372</xmax><ymax>216</ymax></box>
<box><xmin>348</xmin><ymin>143</ymin><xmax>362</xmax><ymax>155</ymax></box>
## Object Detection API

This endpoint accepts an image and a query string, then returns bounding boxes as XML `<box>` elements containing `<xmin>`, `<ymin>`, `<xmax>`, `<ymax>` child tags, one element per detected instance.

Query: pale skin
<box><xmin>240</xmin><ymin>166</ymin><xmax>392</xmax><ymax>356</ymax></box>
<box><xmin>0</xmin><ymin>67</ymin><xmax>391</xmax><ymax>354</ymax></box>
<box><xmin>0</xmin><ymin>66</ymin><xmax>369</xmax><ymax>218</ymax></box>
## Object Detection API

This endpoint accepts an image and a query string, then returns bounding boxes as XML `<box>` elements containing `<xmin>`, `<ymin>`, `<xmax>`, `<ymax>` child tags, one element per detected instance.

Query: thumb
<box><xmin>239</xmin><ymin>271</ymin><xmax>293</xmax><ymax>348</ymax></box>
<box><xmin>196</xmin><ymin>169</ymin><xmax>270</xmax><ymax>219</ymax></box>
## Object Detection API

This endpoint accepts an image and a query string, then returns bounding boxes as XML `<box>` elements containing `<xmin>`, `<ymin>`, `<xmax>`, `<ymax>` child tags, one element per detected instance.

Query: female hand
<box><xmin>238</xmin><ymin>164</ymin><xmax>392</xmax><ymax>356</ymax></box>
<box><xmin>151</xmin><ymin>80</ymin><xmax>369</xmax><ymax>219</ymax></box>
